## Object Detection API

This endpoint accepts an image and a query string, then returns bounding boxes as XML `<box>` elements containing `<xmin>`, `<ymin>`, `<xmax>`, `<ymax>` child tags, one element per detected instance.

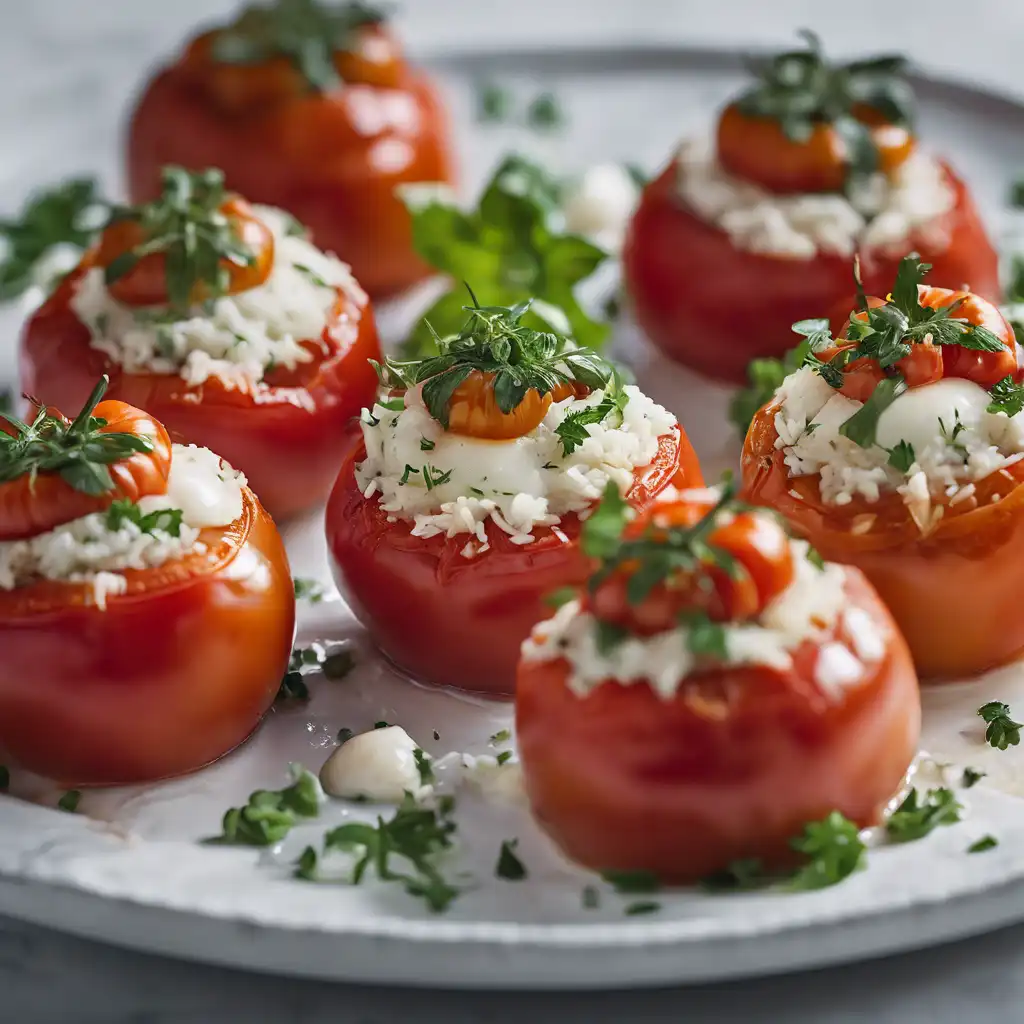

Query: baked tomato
<box><xmin>516</xmin><ymin>490</ymin><xmax>920</xmax><ymax>883</ymax></box>
<box><xmin>742</xmin><ymin>268</ymin><xmax>1024</xmax><ymax>679</ymax></box>
<box><xmin>126</xmin><ymin>6</ymin><xmax>455</xmax><ymax>299</ymax></box>
<box><xmin>20</xmin><ymin>171</ymin><xmax>382</xmax><ymax>521</ymax></box>
<box><xmin>0</xmin><ymin>389</ymin><xmax>294</xmax><ymax>784</ymax></box>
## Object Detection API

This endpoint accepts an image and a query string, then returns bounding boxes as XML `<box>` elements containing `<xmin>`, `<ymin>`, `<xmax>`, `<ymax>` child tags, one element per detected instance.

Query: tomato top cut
<box><xmin>0</xmin><ymin>376</ymin><xmax>172</xmax><ymax>541</ymax></box>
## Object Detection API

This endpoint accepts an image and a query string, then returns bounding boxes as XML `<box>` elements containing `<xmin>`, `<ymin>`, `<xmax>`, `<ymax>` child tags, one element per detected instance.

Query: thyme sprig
<box><xmin>736</xmin><ymin>30</ymin><xmax>914</xmax><ymax>189</ymax></box>
<box><xmin>211</xmin><ymin>0</ymin><xmax>385</xmax><ymax>91</ymax></box>
<box><xmin>0</xmin><ymin>376</ymin><xmax>154</xmax><ymax>496</ymax></box>
<box><xmin>103</xmin><ymin>167</ymin><xmax>257</xmax><ymax>315</ymax></box>
<box><xmin>372</xmin><ymin>296</ymin><xmax>614</xmax><ymax>428</ymax></box>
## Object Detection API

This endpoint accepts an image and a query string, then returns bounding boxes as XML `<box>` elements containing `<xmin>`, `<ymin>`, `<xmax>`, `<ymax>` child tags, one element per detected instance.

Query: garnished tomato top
<box><xmin>94</xmin><ymin>166</ymin><xmax>274</xmax><ymax>313</ymax></box>
<box><xmin>582</xmin><ymin>479</ymin><xmax>796</xmax><ymax>639</ymax></box>
<box><xmin>0</xmin><ymin>376</ymin><xmax>171</xmax><ymax>541</ymax></box>
<box><xmin>372</xmin><ymin>298</ymin><xmax>618</xmax><ymax>442</ymax></box>
<box><xmin>181</xmin><ymin>0</ymin><xmax>400</xmax><ymax>113</ymax></box>
<box><xmin>716</xmin><ymin>31</ymin><xmax>915</xmax><ymax>195</ymax></box>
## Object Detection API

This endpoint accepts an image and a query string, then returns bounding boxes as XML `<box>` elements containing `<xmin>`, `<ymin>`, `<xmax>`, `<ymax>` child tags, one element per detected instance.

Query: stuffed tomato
<box><xmin>516</xmin><ymin>483</ymin><xmax>919</xmax><ymax>883</ymax></box>
<box><xmin>126</xmin><ymin>0</ymin><xmax>454</xmax><ymax>299</ymax></box>
<box><xmin>20</xmin><ymin>166</ymin><xmax>381</xmax><ymax>520</ymax></box>
<box><xmin>326</xmin><ymin>299</ymin><xmax>703</xmax><ymax>697</ymax></box>
<box><xmin>623</xmin><ymin>33</ymin><xmax>999</xmax><ymax>383</ymax></box>
<box><xmin>0</xmin><ymin>378</ymin><xmax>294</xmax><ymax>785</ymax></box>
<box><xmin>742</xmin><ymin>255</ymin><xmax>1024</xmax><ymax>679</ymax></box>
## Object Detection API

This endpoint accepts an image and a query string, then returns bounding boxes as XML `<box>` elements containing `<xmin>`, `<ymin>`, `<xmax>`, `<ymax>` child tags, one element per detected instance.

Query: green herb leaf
<box><xmin>526</xmin><ymin>92</ymin><xmax>564</xmax><ymax>131</ymax></box>
<box><xmin>580</xmin><ymin>480</ymin><xmax>630</xmax><ymax>559</ymax></box>
<box><xmin>978</xmin><ymin>701</ymin><xmax>1022</xmax><ymax>750</ymax></box>
<box><xmin>887</xmin><ymin>439</ymin><xmax>916</xmax><ymax>473</ymax></box>
<box><xmin>496</xmin><ymin>838</ymin><xmax>528</xmax><ymax>880</ymax></box>
<box><xmin>961</xmin><ymin>766</ymin><xmax>986</xmax><ymax>788</ymax></box>
<box><xmin>788</xmin><ymin>810</ymin><xmax>866</xmax><ymax>890</ymax></box>
<box><xmin>544</xmin><ymin>586</ymin><xmax>578</xmax><ymax>609</ymax></box>
<box><xmin>886</xmin><ymin>787</ymin><xmax>963</xmax><ymax>843</ymax></box>
<box><xmin>602</xmin><ymin>869</ymin><xmax>661</xmax><ymax>894</ymax></box>
<box><xmin>968</xmin><ymin>835</ymin><xmax>998</xmax><ymax>853</ymax></box>
<box><xmin>476</xmin><ymin>81</ymin><xmax>513</xmax><ymax>123</ymax></box>
<box><xmin>105</xmin><ymin>499</ymin><xmax>184</xmax><ymax>538</ymax></box>
<box><xmin>490</xmin><ymin>729</ymin><xmax>511</xmax><ymax>745</ymax></box>
<box><xmin>205</xmin><ymin>763</ymin><xmax>321</xmax><ymax>846</ymax></box>
<box><xmin>729</xmin><ymin>340</ymin><xmax>810</xmax><ymax>437</ymax></box>
<box><xmin>58</xmin><ymin>790</ymin><xmax>81</xmax><ymax>813</ymax></box>
<box><xmin>276</xmin><ymin>644</ymin><xmax>326</xmax><ymax>702</ymax></box>
<box><xmin>555</xmin><ymin>387</ymin><xmax>628</xmax><ymax>455</ymax></box>
<box><xmin>987</xmin><ymin>375</ymin><xmax>1024</xmax><ymax>417</ymax></box>
<box><xmin>838</xmin><ymin>375</ymin><xmax>906</xmax><ymax>448</ymax></box>
<box><xmin>413</xmin><ymin>748</ymin><xmax>435</xmax><ymax>787</ymax></box>
<box><xmin>624</xmin><ymin>901</ymin><xmax>660</xmax><ymax>916</ymax></box>
<box><xmin>293</xmin><ymin>576</ymin><xmax>326</xmax><ymax>602</ymax></box>
<box><xmin>701</xmin><ymin>858</ymin><xmax>768</xmax><ymax>892</ymax></box>
<box><xmin>323</xmin><ymin>649</ymin><xmax>356</xmax><ymax>681</ymax></box>
<box><xmin>682</xmin><ymin>610</ymin><xmax>729</xmax><ymax>661</ymax></box>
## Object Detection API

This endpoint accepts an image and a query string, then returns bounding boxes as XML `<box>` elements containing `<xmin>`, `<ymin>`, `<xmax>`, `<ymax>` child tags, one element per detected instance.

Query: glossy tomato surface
<box><xmin>516</xmin><ymin>570</ymin><xmax>919</xmax><ymax>882</ymax></box>
<box><xmin>20</xmin><ymin>267</ymin><xmax>382</xmax><ymax>520</ymax></box>
<box><xmin>0</xmin><ymin>488</ymin><xmax>294</xmax><ymax>785</ymax></box>
<box><xmin>326</xmin><ymin>427</ymin><xmax>703</xmax><ymax>697</ymax></box>
<box><xmin>742</xmin><ymin>404</ymin><xmax>1024</xmax><ymax>679</ymax></box>
<box><xmin>623</xmin><ymin>161</ymin><xmax>1000</xmax><ymax>382</ymax></box>
<box><xmin>127</xmin><ymin>40</ymin><xmax>455</xmax><ymax>299</ymax></box>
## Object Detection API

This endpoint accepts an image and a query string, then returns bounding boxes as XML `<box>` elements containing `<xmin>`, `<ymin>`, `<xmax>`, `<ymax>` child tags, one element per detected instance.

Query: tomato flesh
<box><xmin>326</xmin><ymin>426</ymin><xmax>703</xmax><ymax>697</ymax></box>
<box><xmin>127</xmin><ymin>25</ymin><xmax>456</xmax><ymax>299</ymax></box>
<box><xmin>623</xmin><ymin>161</ymin><xmax>1000</xmax><ymax>382</ymax></box>
<box><xmin>0</xmin><ymin>488</ymin><xmax>294</xmax><ymax>785</ymax></box>
<box><xmin>20</xmin><ymin>267</ymin><xmax>382</xmax><ymax>520</ymax></box>
<box><xmin>516</xmin><ymin>569</ymin><xmax>919</xmax><ymax>882</ymax></box>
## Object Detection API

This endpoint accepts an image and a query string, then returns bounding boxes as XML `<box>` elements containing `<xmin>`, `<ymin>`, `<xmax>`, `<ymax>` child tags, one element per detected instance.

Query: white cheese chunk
<box><xmin>319</xmin><ymin>726</ymin><xmax>430</xmax><ymax>803</ymax></box>
<box><xmin>560</xmin><ymin>163</ymin><xmax>640</xmax><ymax>253</ymax></box>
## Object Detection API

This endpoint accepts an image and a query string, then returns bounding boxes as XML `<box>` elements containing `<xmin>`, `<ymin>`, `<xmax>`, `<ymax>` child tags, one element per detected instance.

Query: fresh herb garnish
<box><xmin>701</xmin><ymin>858</ymin><xmax>768</xmax><ymax>892</ymax></box>
<box><xmin>206</xmin><ymin>763</ymin><xmax>321</xmax><ymax>845</ymax></box>
<box><xmin>400</xmin><ymin>154</ymin><xmax>610</xmax><ymax>356</ymax></box>
<box><xmin>886</xmin><ymin>787</ymin><xmax>962</xmax><ymax>842</ymax></box>
<box><xmin>526</xmin><ymin>92</ymin><xmax>564</xmax><ymax>131</ymax></box>
<box><xmin>788</xmin><ymin>811</ymin><xmax>866</xmax><ymax>890</ymax></box>
<box><xmin>419</xmin><ymin>436</ymin><xmax>435</xmax><ymax>451</ymax></box>
<box><xmin>0</xmin><ymin>177</ymin><xmax>105</xmax><ymax>302</ymax></box>
<box><xmin>374</xmin><ymin>720</ymin><xmax>391</xmax><ymax>729</ymax></box>
<box><xmin>961</xmin><ymin>766</ymin><xmax>986</xmax><ymax>788</ymax></box>
<box><xmin>295</xmin><ymin>794</ymin><xmax>459</xmax><ymax>911</ymax></box>
<box><xmin>476</xmin><ymin>81</ymin><xmax>513</xmax><ymax>123</ymax></box>
<box><xmin>602</xmin><ymin>869</ymin><xmax>661</xmax><ymax>894</ymax></box>
<box><xmin>374</xmin><ymin>296</ymin><xmax>614</xmax><ymax>429</ymax></box>
<box><xmin>322</xmin><ymin>649</ymin><xmax>356</xmax><ymax>680</ymax></box>
<box><xmin>839</xmin><ymin>375</ymin><xmax>906</xmax><ymax>448</ymax></box>
<box><xmin>103</xmin><ymin>167</ymin><xmax>257</xmax><ymax>315</ymax></box>
<box><xmin>729</xmin><ymin>339</ymin><xmax>810</xmax><ymax>437</ymax></box>
<box><xmin>887</xmin><ymin>439</ymin><xmax>916</xmax><ymax>473</ymax></box>
<box><xmin>554</xmin><ymin>385</ymin><xmax>629</xmax><ymax>455</ymax></box>
<box><xmin>681</xmin><ymin>610</ymin><xmax>729</xmax><ymax>660</ymax></box>
<box><xmin>413</xmin><ymin>748</ymin><xmax>434</xmax><ymax>787</ymax></box>
<box><xmin>544</xmin><ymin>586</ymin><xmax>578</xmax><ymax>609</ymax></box>
<box><xmin>105</xmin><ymin>499</ymin><xmax>184</xmax><ymax>538</ymax></box>
<box><xmin>978</xmin><ymin>701</ymin><xmax>1022</xmax><ymax>750</ymax></box>
<box><xmin>210</xmin><ymin>0</ymin><xmax>385</xmax><ymax>92</ymax></box>
<box><xmin>337</xmin><ymin>727</ymin><xmax>354</xmax><ymax>744</ymax></box>
<box><xmin>969</xmin><ymin>835</ymin><xmax>998</xmax><ymax>853</ymax></box>
<box><xmin>0</xmin><ymin>375</ymin><xmax>154</xmax><ymax>496</ymax></box>
<box><xmin>275</xmin><ymin>644</ymin><xmax>325</xmax><ymax>702</ymax></box>
<box><xmin>496</xmin><ymin>839</ymin><xmax>528</xmax><ymax>880</ymax></box>
<box><xmin>490</xmin><ymin>729</ymin><xmax>511</xmax><ymax>745</ymax></box>
<box><xmin>293</xmin><ymin>577</ymin><xmax>326</xmax><ymax>603</ymax></box>
<box><xmin>736</xmin><ymin>30</ymin><xmax>913</xmax><ymax>190</ymax></box>
<box><xmin>58</xmin><ymin>790</ymin><xmax>81</xmax><ymax>813</ymax></box>
<box><xmin>987</xmin><ymin>375</ymin><xmax>1024</xmax><ymax>417</ymax></box>
<box><xmin>495</xmin><ymin>751</ymin><xmax>512</xmax><ymax>766</ymax></box>
<box><xmin>625</xmin><ymin>901</ymin><xmax>661</xmax><ymax>916</ymax></box>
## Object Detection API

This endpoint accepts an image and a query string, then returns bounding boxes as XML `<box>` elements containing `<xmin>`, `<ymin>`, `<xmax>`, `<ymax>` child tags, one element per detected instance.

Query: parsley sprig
<box><xmin>0</xmin><ymin>375</ymin><xmax>154</xmax><ymax>496</ymax></box>
<box><xmin>211</xmin><ymin>0</ymin><xmax>385</xmax><ymax>91</ymax></box>
<box><xmin>205</xmin><ymin>764</ymin><xmax>322</xmax><ymax>846</ymax></box>
<box><xmin>400</xmin><ymin>154</ymin><xmax>610</xmax><ymax>356</ymax></box>
<box><xmin>555</xmin><ymin>385</ymin><xmax>629</xmax><ymax>456</ymax></box>
<box><xmin>729</xmin><ymin>338</ymin><xmax>810</xmax><ymax>437</ymax></box>
<box><xmin>105</xmin><ymin>499</ymin><xmax>184</xmax><ymax>538</ymax></box>
<box><xmin>373</xmin><ymin>296</ymin><xmax>614</xmax><ymax>429</ymax></box>
<box><xmin>736</xmin><ymin>30</ymin><xmax>913</xmax><ymax>189</ymax></box>
<box><xmin>103</xmin><ymin>167</ymin><xmax>257</xmax><ymax>315</ymax></box>
<box><xmin>294</xmin><ymin>794</ymin><xmax>459</xmax><ymax>911</ymax></box>
<box><xmin>978</xmin><ymin>701</ymin><xmax>1022</xmax><ymax>750</ymax></box>
<box><xmin>886</xmin><ymin>787</ymin><xmax>963</xmax><ymax>842</ymax></box>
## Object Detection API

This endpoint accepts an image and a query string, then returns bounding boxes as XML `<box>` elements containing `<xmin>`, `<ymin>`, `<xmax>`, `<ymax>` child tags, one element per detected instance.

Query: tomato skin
<box><xmin>20</xmin><ymin>267</ymin><xmax>382</xmax><ymax>520</ymax></box>
<box><xmin>623</xmin><ymin>160</ymin><xmax>1000</xmax><ymax>383</ymax></box>
<box><xmin>515</xmin><ymin>570</ymin><xmax>919</xmax><ymax>882</ymax></box>
<box><xmin>326</xmin><ymin>427</ymin><xmax>704</xmax><ymax>697</ymax></box>
<box><xmin>126</xmin><ymin>29</ymin><xmax>455</xmax><ymax>299</ymax></box>
<box><xmin>742</xmin><ymin>404</ymin><xmax>1024</xmax><ymax>679</ymax></box>
<box><xmin>0</xmin><ymin>399</ymin><xmax>172</xmax><ymax>541</ymax></box>
<box><xmin>446</xmin><ymin>370</ymin><xmax>559</xmax><ymax>441</ymax></box>
<box><xmin>0</xmin><ymin>488</ymin><xmax>294</xmax><ymax>785</ymax></box>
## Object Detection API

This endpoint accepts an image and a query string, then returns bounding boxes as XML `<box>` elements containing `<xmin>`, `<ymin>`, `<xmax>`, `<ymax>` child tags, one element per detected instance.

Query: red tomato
<box><xmin>20</xmin><ymin>265</ymin><xmax>383</xmax><ymax>520</ymax></box>
<box><xmin>742</xmin><ymin>403</ymin><xmax>1024</xmax><ymax>679</ymax></box>
<box><xmin>0</xmin><ymin>396</ymin><xmax>172</xmax><ymax>541</ymax></box>
<box><xmin>0</xmin><ymin>487</ymin><xmax>294</xmax><ymax>785</ymax></box>
<box><xmin>326</xmin><ymin>426</ymin><xmax>704</xmax><ymax>697</ymax></box>
<box><xmin>126</xmin><ymin>22</ymin><xmax>456</xmax><ymax>299</ymax></box>
<box><xmin>516</xmin><ymin>569</ymin><xmax>919</xmax><ymax>882</ymax></box>
<box><xmin>623</xmin><ymin>160</ymin><xmax>1000</xmax><ymax>383</ymax></box>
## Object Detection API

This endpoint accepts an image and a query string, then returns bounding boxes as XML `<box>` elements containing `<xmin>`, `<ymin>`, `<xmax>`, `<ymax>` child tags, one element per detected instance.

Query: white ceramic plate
<box><xmin>3</xmin><ymin>45</ymin><xmax>1024</xmax><ymax>991</ymax></box>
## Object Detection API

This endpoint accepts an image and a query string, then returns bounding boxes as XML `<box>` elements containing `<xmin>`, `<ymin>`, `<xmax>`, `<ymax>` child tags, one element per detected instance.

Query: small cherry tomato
<box><xmin>0</xmin><ymin>486</ymin><xmax>294</xmax><ymax>785</ymax></box>
<box><xmin>516</xmin><ymin>568</ymin><xmax>919</xmax><ymax>882</ymax></box>
<box><xmin>20</xmin><ymin>265</ymin><xmax>382</xmax><ymax>520</ymax></box>
<box><xmin>326</xmin><ymin>426</ymin><xmax>703</xmax><ymax>697</ymax></box>
<box><xmin>445</xmin><ymin>370</ymin><xmax>570</xmax><ymax>441</ymax></box>
<box><xmin>623</xmin><ymin>161</ymin><xmax>1000</xmax><ymax>382</ymax></box>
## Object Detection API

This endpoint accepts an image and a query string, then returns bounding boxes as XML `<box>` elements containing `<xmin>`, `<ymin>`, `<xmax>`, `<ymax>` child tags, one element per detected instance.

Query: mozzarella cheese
<box><xmin>675</xmin><ymin>140</ymin><xmax>955</xmax><ymax>259</ymax></box>
<box><xmin>70</xmin><ymin>207</ymin><xmax>368</xmax><ymax>393</ymax></box>
<box><xmin>560</xmin><ymin>164</ymin><xmax>640</xmax><ymax>253</ymax></box>
<box><xmin>522</xmin><ymin>535</ymin><xmax>882</xmax><ymax>697</ymax></box>
<box><xmin>318</xmin><ymin>726</ymin><xmax>431</xmax><ymax>803</ymax></box>
<box><xmin>0</xmin><ymin>443</ymin><xmax>245</xmax><ymax>606</ymax></box>
<box><xmin>356</xmin><ymin>384</ymin><xmax>676</xmax><ymax>552</ymax></box>
<box><xmin>774</xmin><ymin>368</ymin><xmax>1024</xmax><ymax>511</ymax></box>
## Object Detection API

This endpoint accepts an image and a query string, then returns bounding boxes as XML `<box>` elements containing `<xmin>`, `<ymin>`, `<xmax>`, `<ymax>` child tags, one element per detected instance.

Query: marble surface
<box><xmin>6</xmin><ymin>0</ymin><xmax>1024</xmax><ymax>1019</ymax></box>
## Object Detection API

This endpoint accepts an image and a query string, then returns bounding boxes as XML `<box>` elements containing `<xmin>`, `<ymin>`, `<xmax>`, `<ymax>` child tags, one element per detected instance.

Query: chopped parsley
<box><xmin>337</xmin><ymin>727</ymin><xmax>354</xmax><ymax>744</ymax></box>
<box><xmin>374</xmin><ymin>720</ymin><xmax>391</xmax><ymax>730</ymax></box>
<box><xmin>476</xmin><ymin>81</ymin><xmax>513</xmax><ymax>123</ymax></box>
<box><xmin>413</xmin><ymin>748</ymin><xmax>434</xmax><ymax>786</ymax></box>
<box><xmin>293</xmin><ymin>263</ymin><xmax>329</xmax><ymax>288</ymax></box>
<box><xmin>886</xmin><ymin>787</ymin><xmax>962</xmax><ymax>843</ymax></box>
<box><xmin>839</xmin><ymin>375</ymin><xmax>906</xmax><ymax>448</ymax></box>
<box><xmin>681</xmin><ymin>610</ymin><xmax>729</xmax><ymax>661</ymax></box>
<box><xmin>293</xmin><ymin>577</ymin><xmax>326</xmax><ymax>603</ymax></box>
<box><xmin>495</xmin><ymin>751</ymin><xmax>513</xmax><ymax>766</ymax></box>
<box><xmin>58</xmin><ymin>790</ymin><xmax>81</xmax><ymax>813</ymax></box>
<box><xmin>729</xmin><ymin>339</ymin><xmax>810</xmax><ymax>437</ymax></box>
<box><xmin>322</xmin><ymin>649</ymin><xmax>356</xmax><ymax>681</ymax></box>
<box><xmin>554</xmin><ymin>385</ymin><xmax>629</xmax><ymax>456</ymax></box>
<box><xmin>205</xmin><ymin>764</ymin><xmax>321</xmax><ymax>846</ymax></box>
<box><xmin>526</xmin><ymin>92</ymin><xmax>564</xmax><ymax>131</ymax></box>
<box><xmin>979</xmin><ymin>701</ymin><xmax>1022</xmax><ymax>749</ymax></box>
<box><xmin>544</xmin><ymin>586</ymin><xmax>578</xmax><ymax>609</ymax></box>
<box><xmin>419</xmin><ymin>436</ymin><xmax>435</xmax><ymax>451</ymax></box>
<box><xmin>701</xmin><ymin>858</ymin><xmax>767</xmax><ymax>892</ymax></box>
<box><xmin>887</xmin><ymin>440</ymin><xmax>916</xmax><ymax>473</ymax></box>
<box><xmin>373</xmin><ymin>296</ymin><xmax>614</xmax><ymax>429</ymax></box>
<box><xmin>496</xmin><ymin>839</ymin><xmax>528</xmax><ymax>880</ymax></box>
<box><xmin>602</xmin><ymin>869</ymin><xmax>661</xmax><ymax>894</ymax></box>
<box><xmin>788</xmin><ymin>811</ymin><xmax>866</xmax><ymax>890</ymax></box>
<box><xmin>968</xmin><ymin>835</ymin><xmax>998</xmax><ymax>854</ymax></box>
<box><xmin>276</xmin><ymin>644</ymin><xmax>326</xmax><ymax>702</ymax></box>
<box><xmin>105</xmin><ymin>499</ymin><xmax>184</xmax><ymax>538</ymax></box>
<box><xmin>490</xmin><ymin>729</ymin><xmax>511</xmax><ymax>745</ymax></box>
<box><xmin>961</xmin><ymin>766</ymin><xmax>986</xmax><ymax>788</ymax></box>
<box><xmin>624</xmin><ymin>901</ymin><xmax>661</xmax><ymax>916</ymax></box>
<box><xmin>987</xmin><ymin>375</ymin><xmax>1024</xmax><ymax>417</ymax></box>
